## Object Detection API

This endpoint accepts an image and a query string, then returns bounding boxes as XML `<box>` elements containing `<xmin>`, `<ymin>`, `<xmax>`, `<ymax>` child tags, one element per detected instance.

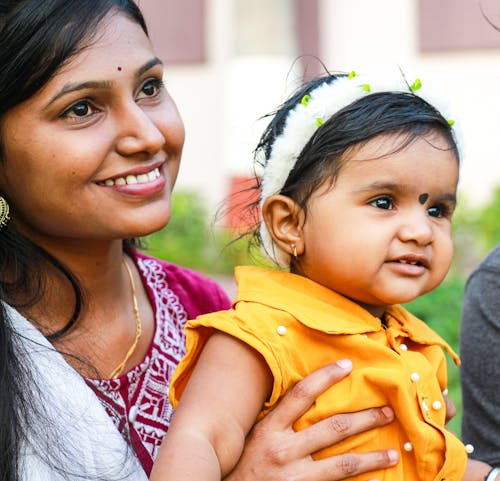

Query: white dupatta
<box><xmin>6</xmin><ymin>304</ymin><xmax>148</xmax><ymax>481</ymax></box>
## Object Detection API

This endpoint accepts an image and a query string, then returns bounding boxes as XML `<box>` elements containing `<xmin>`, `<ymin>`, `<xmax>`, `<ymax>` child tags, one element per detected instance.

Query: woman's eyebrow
<box><xmin>45</xmin><ymin>57</ymin><xmax>163</xmax><ymax>107</ymax></box>
<box><xmin>46</xmin><ymin>80</ymin><xmax>113</xmax><ymax>107</ymax></box>
<box><xmin>134</xmin><ymin>57</ymin><xmax>163</xmax><ymax>79</ymax></box>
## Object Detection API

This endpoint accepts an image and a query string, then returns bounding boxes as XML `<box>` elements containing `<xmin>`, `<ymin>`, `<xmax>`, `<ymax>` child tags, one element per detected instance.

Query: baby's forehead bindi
<box><xmin>419</xmin><ymin>193</ymin><xmax>429</xmax><ymax>204</ymax></box>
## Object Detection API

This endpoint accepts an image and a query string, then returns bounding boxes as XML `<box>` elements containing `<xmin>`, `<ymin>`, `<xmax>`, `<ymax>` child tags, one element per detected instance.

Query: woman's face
<box><xmin>0</xmin><ymin>12</ymin><xmax>185</xmax><ymax>249</ymax></box>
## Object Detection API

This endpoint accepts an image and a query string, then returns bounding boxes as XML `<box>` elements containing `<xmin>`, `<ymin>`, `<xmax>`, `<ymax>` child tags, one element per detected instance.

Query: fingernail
<box><xmin>381</xmin><ymin>406</ymin><xmax>394</xmax><ymax>419</ymax></box>
<box><xmin>336</xmin><ymin>359</ymin><xmax>352</xmax><ymax>370</ymax></box>
<box><xmin>388</xmin><ymin>449</ymin><xmax>399</xmax><ymax>464</ymax></box>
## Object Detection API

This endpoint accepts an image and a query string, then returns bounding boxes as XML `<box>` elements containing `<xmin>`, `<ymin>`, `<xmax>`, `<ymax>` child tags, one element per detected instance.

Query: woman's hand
<box><xmin>224</xmin><ymin>360</ymin><xmax>398</xmax><ymax>481</ymax></box>
<box><xmin>444</xmin><ymin>396</ymin><xmax>457</xmax><ymax>425</ymax></box>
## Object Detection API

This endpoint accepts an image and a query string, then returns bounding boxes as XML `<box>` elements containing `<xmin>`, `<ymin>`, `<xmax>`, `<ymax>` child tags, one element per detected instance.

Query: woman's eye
<box><xmin>370</xmin><ymin>197</ymin><xmax>394</xmax><ymax>210</ymax></box>
<box><xmin>138</xmin><ymin>78</ymin><xmax>164</xmax><ymax>99</ymax></box>
<box><xmin>62</xmin><ymin>100</ymin><xmax>98</xmax><ymax>119</ymax></box>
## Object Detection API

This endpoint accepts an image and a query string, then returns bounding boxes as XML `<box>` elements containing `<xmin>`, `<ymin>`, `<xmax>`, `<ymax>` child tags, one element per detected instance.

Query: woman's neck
<box><xmin>17</xmin><ymin>238</ymin><xmax>127</xmax><ymax>332</ymax></box>
<box><xmin>18</xmin><ymin>239</ymin><xmax>154</xmax><ymax>377</ymax></box>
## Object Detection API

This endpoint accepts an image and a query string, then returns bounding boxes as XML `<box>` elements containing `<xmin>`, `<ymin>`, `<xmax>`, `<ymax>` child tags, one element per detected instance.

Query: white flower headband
<box><xmin>259</xmin><ymin>68</ymin><xmax>460</xmax><ymax>267</ymax></box>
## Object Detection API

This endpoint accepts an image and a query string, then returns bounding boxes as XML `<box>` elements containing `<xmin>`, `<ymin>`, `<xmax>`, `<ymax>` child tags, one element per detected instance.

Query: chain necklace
<box><xmin>109</xmin><ymin>257</ymin><xmax>143</xmax><ymax>379</ymax></box>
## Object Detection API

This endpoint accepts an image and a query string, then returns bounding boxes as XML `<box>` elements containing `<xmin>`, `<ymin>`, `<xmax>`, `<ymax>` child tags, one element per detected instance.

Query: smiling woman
<box><xmin>1</xmin><ymin>18</ymin><xmax>183</xmax><ymax>245</ymax></box>
<box><xmin>0</xmin><ymin>2</ymin><xmax>410</xmax><ymax>481</ymax></box>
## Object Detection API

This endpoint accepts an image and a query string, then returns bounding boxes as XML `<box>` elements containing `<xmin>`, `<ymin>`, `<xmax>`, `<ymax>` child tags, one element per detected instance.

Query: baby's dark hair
<box><xmin>245</xmin><ymin>72</ymin><xmax>459</xmax><ymax>263</ymax></box>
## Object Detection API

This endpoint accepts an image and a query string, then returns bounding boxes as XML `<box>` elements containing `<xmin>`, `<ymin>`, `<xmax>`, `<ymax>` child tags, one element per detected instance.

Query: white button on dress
<box><xmin>404</xmin><ymin>442</ymin><xmax>413</xmax><ymax>451</ymax></box>
<box><xmin>410</xmin><ymin>372</ymin><xmax>420</xmax><ymax>382</ymax></box>
<box><xmin>277</xmin><ymin>325</ymin><xmax>287</xmax><ymax>335</ymax></box>
<box><xmin>432</xmin><ymin>400</ymin><xmax>442</xmax><ymax>410</ymax></box>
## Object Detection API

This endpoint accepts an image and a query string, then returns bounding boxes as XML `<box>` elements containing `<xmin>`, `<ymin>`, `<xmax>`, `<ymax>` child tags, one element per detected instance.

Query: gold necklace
<box><xmin>109</xmin><ymin>257</ymin><xmax>143</xmax><ymax>379</ymax></box>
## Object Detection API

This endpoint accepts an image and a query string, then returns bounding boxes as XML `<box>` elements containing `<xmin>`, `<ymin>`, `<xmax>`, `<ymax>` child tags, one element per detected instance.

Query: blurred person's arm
<box><xmin>460</xmin><ymin>245</ymin><xmax>500</xmax><ymax>466</ymax></box>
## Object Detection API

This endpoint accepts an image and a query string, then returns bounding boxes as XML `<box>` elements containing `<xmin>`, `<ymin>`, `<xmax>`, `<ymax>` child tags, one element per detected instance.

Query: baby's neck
<box><xmin>353</xmin><ymin>300</ymin><xmax>387</xmax><ymax>319</ymax></box>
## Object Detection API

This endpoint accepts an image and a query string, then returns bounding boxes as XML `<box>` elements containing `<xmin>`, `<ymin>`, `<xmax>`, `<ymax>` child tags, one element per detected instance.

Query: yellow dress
<box><xmin>170</xmin><ymin>266</ymin><xmax>467</xmax><ymax>481</ymax></box>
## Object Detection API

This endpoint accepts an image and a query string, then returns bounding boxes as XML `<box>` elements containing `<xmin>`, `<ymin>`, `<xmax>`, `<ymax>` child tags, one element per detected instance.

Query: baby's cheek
<box><xmin>434</xmin><ymin>235</ymin><xmax>454</xmax><ymax>279</ymax></box>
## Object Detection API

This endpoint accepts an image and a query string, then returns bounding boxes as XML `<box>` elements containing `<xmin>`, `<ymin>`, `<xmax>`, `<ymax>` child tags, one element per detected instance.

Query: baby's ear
<box><xmin>262</xmin><ymin>195</ymin><xmax>305</xmax><ymax>256</ymax></box>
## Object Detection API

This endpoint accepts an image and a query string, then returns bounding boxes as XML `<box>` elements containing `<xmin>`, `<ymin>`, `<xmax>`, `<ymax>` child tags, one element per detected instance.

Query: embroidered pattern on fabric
<box><xmin>85</xmin><ymin>257</ymin><xmax>188</xmax><ymax>461</ymax></box>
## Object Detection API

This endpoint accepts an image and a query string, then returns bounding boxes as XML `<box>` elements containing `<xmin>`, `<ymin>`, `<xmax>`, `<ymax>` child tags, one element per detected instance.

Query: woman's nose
<box><xmin>114</xmin><ymin>102</ymin><xmax>165</xmax><ymax>157</ymax></box>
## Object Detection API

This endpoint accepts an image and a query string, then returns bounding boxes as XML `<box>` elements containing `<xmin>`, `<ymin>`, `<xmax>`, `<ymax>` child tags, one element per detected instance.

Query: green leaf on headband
<box><xmin>362</xmin><ymin>84</ymin><xmax>371</xmax><ymax>92</ymax></box>
<box><xmin>316</xmin><ymin>118</ymin><xmax>324</xmax><ymax>127</ymax></box>
<box><xmin>410</xmin><ymin>78</ymin><xmax>422</xmax><ymax>91</ymax></box>
<box><xmin>447</xmin><ymin>119</ymin><xmax>455</xmax><ymax>126</ymax></box>
<box><xmin>348</xmin><ymin>71</ymin><xmax>357</xmax><ymax>79</ymax></box>
<box><xmin>301</xmin><ymin>94</ymin><xmax>311</xmax><ymax>107</ymax></box>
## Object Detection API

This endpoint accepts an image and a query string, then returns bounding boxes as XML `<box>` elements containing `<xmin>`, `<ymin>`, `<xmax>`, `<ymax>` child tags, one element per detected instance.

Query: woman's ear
<box><xmin>262</xmin><ymin>195</ymin><xmax>305</xmax><ymax>257</ymax></box>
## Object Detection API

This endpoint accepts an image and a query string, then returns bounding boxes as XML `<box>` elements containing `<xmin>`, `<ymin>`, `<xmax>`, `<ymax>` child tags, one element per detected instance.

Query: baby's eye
<box><xmin>62</xmin><ymin>100</ymin><xmax>98</xmax><ymax>119</ymax></box>
<box><xmin>137</xmin><ymin>78</ymin><xmax>164</xmax><ymax>99</ymax></box>
<box><xmin>370</xmin><ymin>197</ymin><xmax>394</xmax><ymax>210</ymax></box>
<box><xmin>428</xmin><ymin>204</ymin><xmax>450</xmax><ymax>218</ymax></box>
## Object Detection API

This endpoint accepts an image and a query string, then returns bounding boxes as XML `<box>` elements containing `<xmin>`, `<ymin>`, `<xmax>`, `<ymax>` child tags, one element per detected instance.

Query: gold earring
<box><xmin>0</xmin><ymin>196</ymin><xmax>10</xmax><ymax>230</ymax></box>
<box><xmin>291</xmin><ymin>244</ymin><xmax>298</xmax><ymax>258</ymax></box>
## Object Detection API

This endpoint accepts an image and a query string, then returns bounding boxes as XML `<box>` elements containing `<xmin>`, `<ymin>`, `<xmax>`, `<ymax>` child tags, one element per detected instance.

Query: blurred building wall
<box><xmin>138</xmin><ymin>0</ymin><xmax>500</xmax><ymax>217</ymax></box>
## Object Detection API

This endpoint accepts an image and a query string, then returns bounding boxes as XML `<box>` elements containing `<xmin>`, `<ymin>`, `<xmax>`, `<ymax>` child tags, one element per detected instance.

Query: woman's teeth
<box><xmin>101</xmin><ymin>167</ymin><xmax>160</xmax><ymax>186</ymax></box>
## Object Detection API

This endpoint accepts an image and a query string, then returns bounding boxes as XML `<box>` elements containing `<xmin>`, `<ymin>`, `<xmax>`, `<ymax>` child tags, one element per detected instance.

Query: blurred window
<box><xmin>138</xmin><ymin>0</ymin><xmax>206</xmax><ymax>63</ymax></box>
<box><xmin>419</xmin><ymin>0</ymin><xmax>500</xmax><ymax>51</ymax></box>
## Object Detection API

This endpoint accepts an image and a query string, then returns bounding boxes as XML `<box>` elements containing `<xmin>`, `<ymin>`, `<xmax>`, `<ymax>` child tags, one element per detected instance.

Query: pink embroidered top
<box><xmin>85</xmin><ymin>250</ymin><xmax>231</xmax><ymax>476</ymax></box>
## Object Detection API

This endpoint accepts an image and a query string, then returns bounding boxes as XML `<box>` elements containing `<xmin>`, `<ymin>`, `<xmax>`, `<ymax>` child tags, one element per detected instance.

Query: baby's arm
<box><xmin>150</xmin><ymin>331</ymin><xmax>273</xmax><ymax>481</ymax></box>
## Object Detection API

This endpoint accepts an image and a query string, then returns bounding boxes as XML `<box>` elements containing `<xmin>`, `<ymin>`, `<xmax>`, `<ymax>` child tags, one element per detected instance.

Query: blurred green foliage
<box><xmin>453</xmin><ymin>187</ymin><xmax>500</xmax><ymax>262</ymax></box>
<box><xmin>145</xmin><ymin>186</ymin><xmax>500</xmax><ymax>438</ymax></box>
<box><xmin>144</xmin><ymin>192</ymin><xmax>256</xmax><ymax>275</ymax></box>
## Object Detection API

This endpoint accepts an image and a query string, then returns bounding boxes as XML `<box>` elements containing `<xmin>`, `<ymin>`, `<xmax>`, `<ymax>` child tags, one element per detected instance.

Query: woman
<box><xmin>0</xmin><ymin>1</ymin><xmax>398</xmax><ymax>480</ymax></box>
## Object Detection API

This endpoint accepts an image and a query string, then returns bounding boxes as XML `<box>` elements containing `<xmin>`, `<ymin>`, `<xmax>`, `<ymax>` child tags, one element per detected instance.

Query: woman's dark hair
<box><xmin>245</xmin><ymin>73</ymin><xmax>460</xmax><ymax>266</ymax></box>
<box><xmin>0</xmin><ymin>1</ymin><xmax>147</xmax><ymax>480</ymax></box>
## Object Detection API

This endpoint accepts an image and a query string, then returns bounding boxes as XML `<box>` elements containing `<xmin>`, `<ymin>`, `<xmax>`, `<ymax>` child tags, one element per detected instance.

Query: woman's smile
<box><xmin>97</xmin><ymin>165</ymin><xmax>166</xmax><ymax>197</ymax></box>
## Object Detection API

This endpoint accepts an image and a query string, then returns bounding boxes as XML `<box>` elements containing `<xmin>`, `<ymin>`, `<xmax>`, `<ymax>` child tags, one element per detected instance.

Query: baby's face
<box><xmin>297</xmin><ymin>131</ymin><xmax>458</xmax><ymax>317</ymax></box>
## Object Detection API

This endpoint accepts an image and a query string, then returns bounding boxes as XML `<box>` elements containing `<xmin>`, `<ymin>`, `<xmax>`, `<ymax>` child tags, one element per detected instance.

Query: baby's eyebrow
<box><xmin>351</xmin><ymin>183</ymin><xmax>457</xmax><ymax>203</ymax></box>
<box><xmin>436</xmin><ymin>193</ymin><xmax>457</xmax><ymax>205</ymax></box>
<box><xmin>351</xmin><ymin>181</ymin><xmax>403</xmax><ymax>194</ymax></box>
